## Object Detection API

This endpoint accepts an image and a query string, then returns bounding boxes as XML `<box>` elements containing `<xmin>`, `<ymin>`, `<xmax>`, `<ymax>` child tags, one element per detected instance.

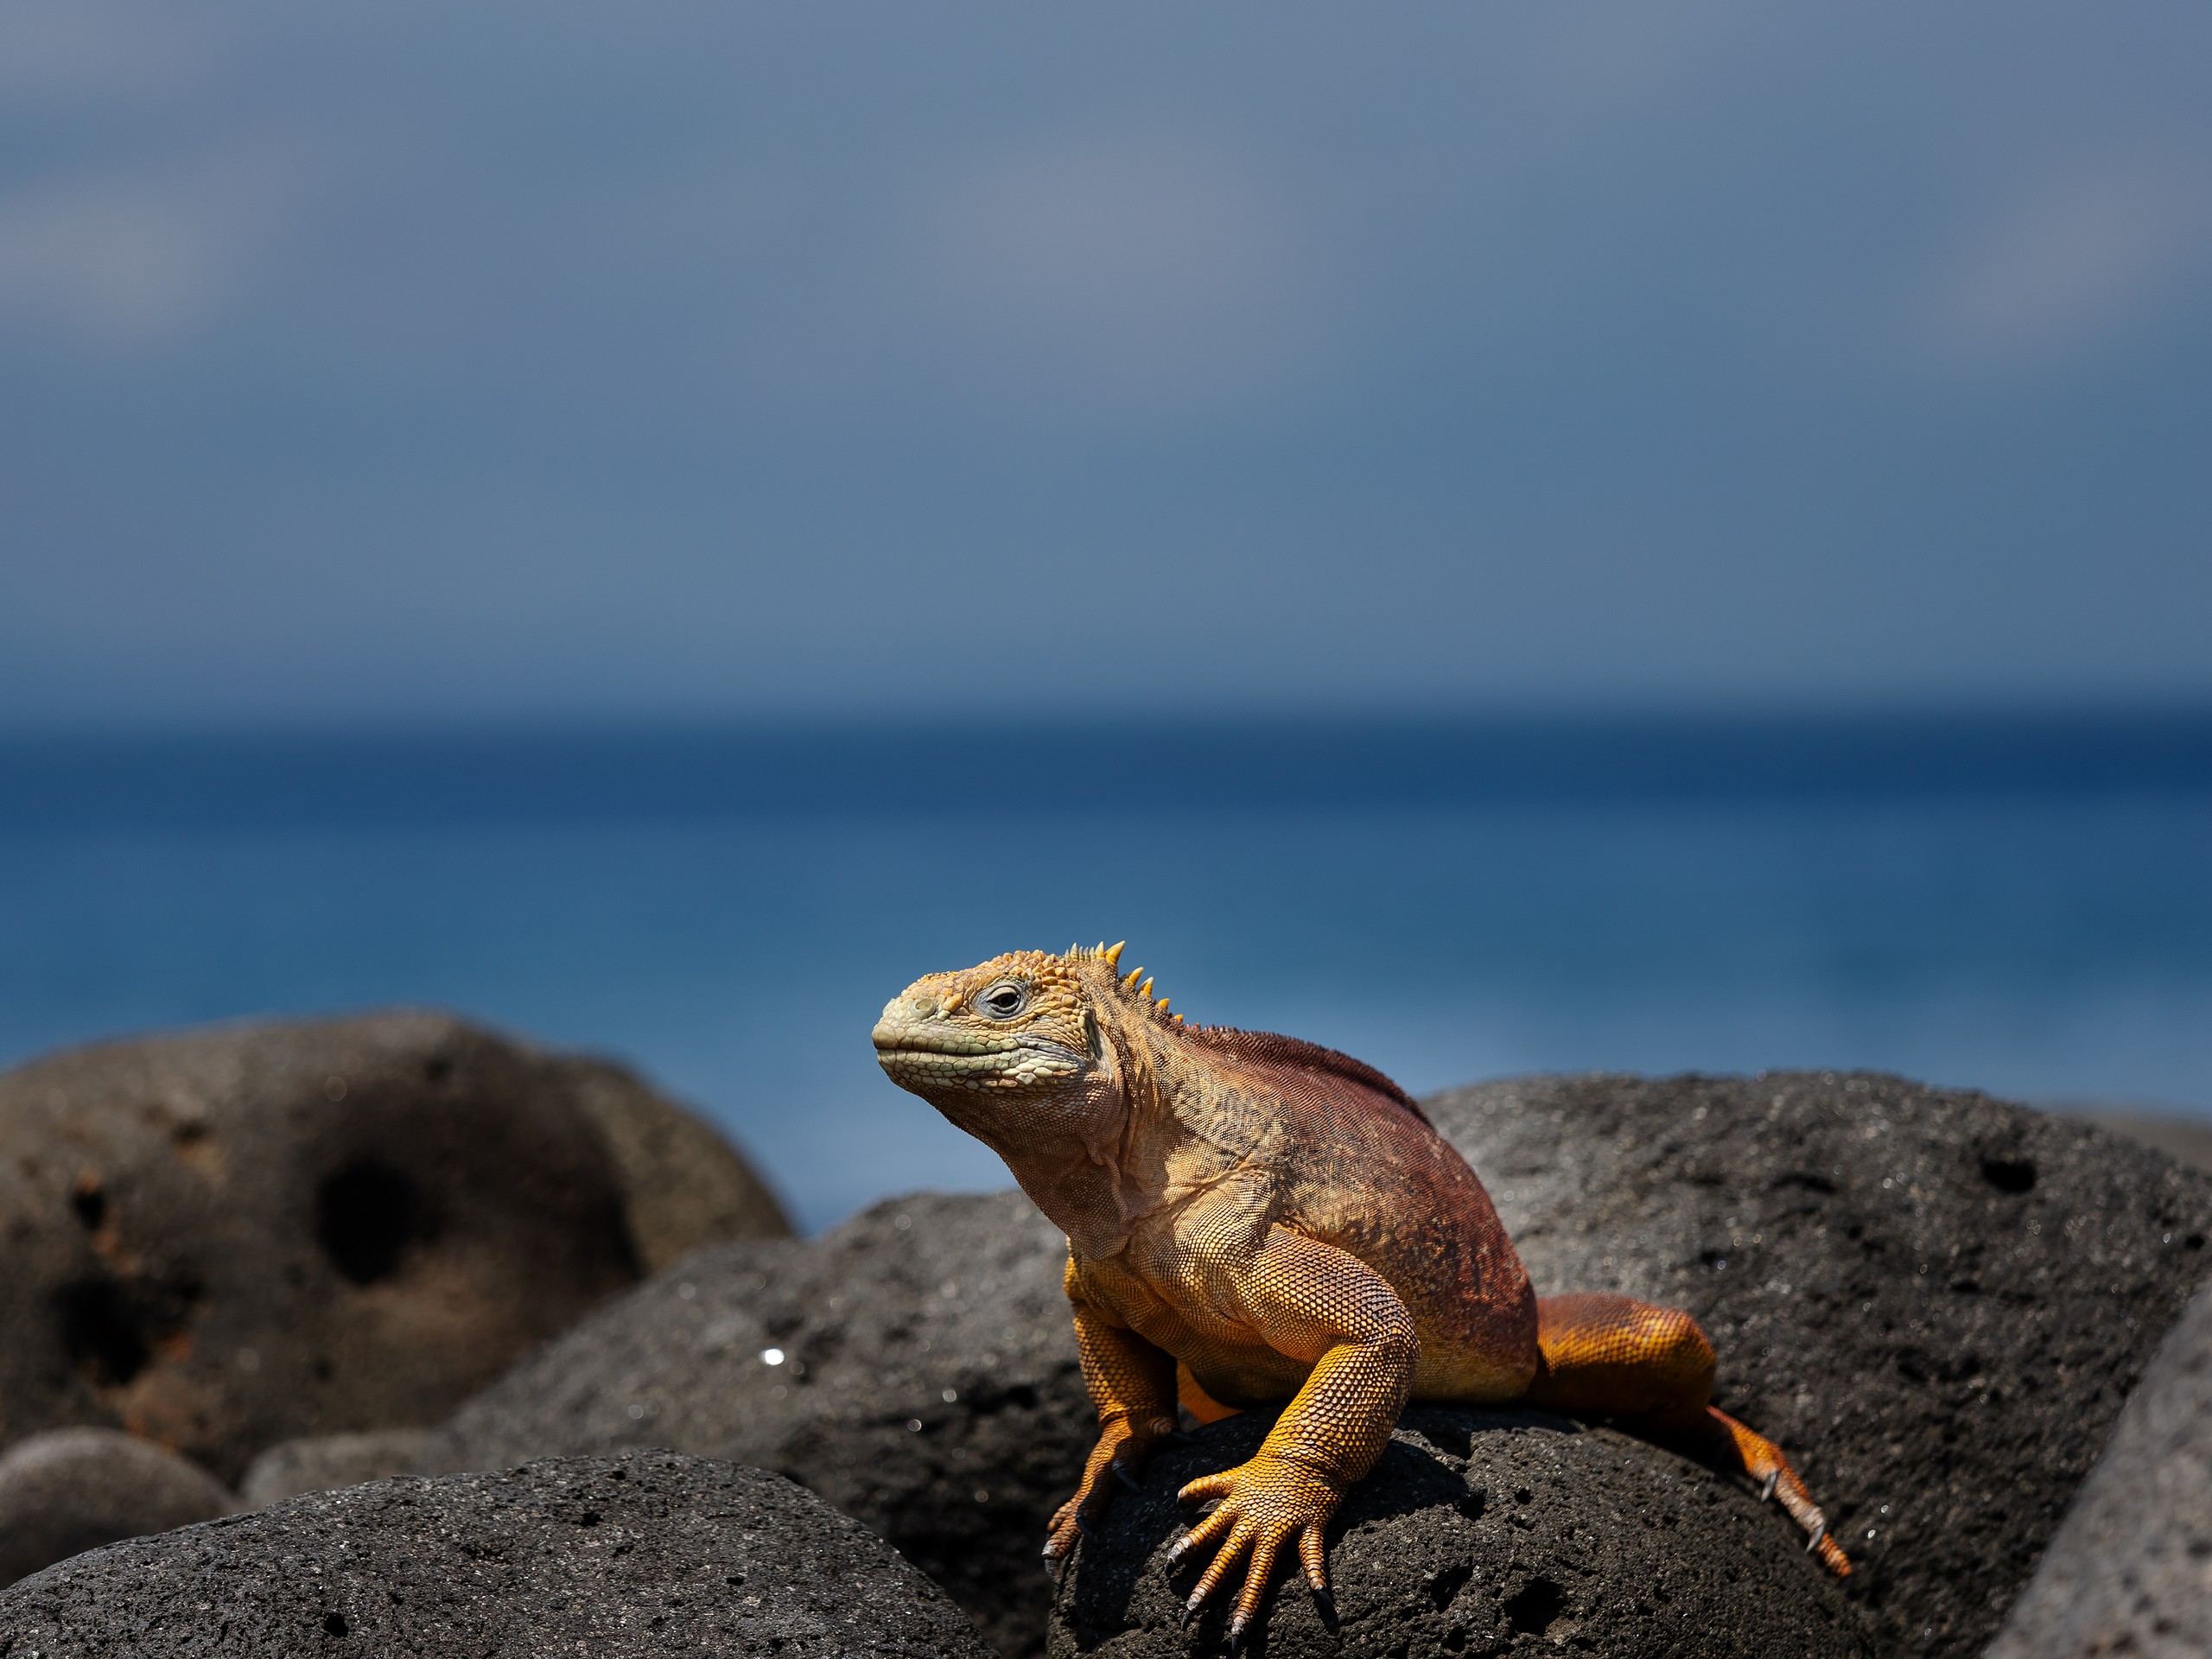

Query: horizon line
<box><xmin>4</xmin><ymin>698</ymin><xmax>2212</xmax><ymax>745</ymax></box>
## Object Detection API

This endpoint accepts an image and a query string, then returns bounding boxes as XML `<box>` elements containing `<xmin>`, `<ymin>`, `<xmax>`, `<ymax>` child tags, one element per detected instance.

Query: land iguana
<box><xmin>873</xmin><ymin>944</ymin><xmax>1848</xmax><ymax>1645</ymax></box>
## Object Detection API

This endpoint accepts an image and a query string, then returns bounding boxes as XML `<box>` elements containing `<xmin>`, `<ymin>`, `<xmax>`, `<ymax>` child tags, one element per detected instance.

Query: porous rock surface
<box><xmin>420</xmin><ymin>1191</ymin><xmax>1089</xmax><ymax>1658</ymax></box>
<box><xmin>1053</xmin><ymin>1404</ymin><xmax>1870</xmax><ymax>1659</ymax></box>
<box><xmin>1985</xmin><ymin>1274</ymin><xmax>2212</xmax><ymax>1659</ymax></box>
<box><xmin>238</xmin><ymin>1427</ymin><xmax>433</xmax><ymax>1507</ymax></box>
<box><xmin>1426</xmin><ymin>1071</ymin><xmax>2212</xmax><ymax>1658</ymax></box>
<box><xmin>0</xmin><ymin>1452</ymin><xmax>985</xmax><ymax>1658</ymax></box>
<box><xmin>0</xmin><ymin>1010</ymin><xmax>784</xmax><ymax>1483</ymax></box>
<box><xmin>0</xmin><ymin>1428</ymin><xmax>234</xmax><ymax>1590</ymax></box>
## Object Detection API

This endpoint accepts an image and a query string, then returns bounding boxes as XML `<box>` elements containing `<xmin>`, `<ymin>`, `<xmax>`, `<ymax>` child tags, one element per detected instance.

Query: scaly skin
<box><xmin>874</xmin><ymin>945</ymin><xmax>1848</xmax><ymax>1646</ymax></box>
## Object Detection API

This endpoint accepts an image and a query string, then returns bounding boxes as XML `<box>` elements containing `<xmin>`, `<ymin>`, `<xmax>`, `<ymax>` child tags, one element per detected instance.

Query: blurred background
<box><xmin>2</xmin><ymin>1</ymin><xmax>2207</xmax><ymax>1230</ymax></box>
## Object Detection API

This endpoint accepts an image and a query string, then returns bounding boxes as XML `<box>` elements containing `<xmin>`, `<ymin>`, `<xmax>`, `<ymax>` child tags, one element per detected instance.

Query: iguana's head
<box><xmin>875</xmin><ymin>944</ymin><xmax>1183</xmax><ymax>1246</ymax></box>
<box><xmin>872</xmin><ymin>942</ymin><xmax>1175</xmax><ymax>1147</ymax></box>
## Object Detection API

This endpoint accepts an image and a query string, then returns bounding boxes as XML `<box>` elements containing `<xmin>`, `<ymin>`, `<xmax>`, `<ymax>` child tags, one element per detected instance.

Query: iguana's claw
<box><xmin>1706</xmin><ymin>1408</ymin><xmax>1850</xmax><ymax>1577</ymax></box>
<box><xmin>1169</xmin><ymin>1452</ymin><xmax>1340</xmax><ymax>1643</ymax></box>
<box><xmin>1048</xmin><ymin>1414</ymin><xmax>1179</xmax><ymax>1568</ymax></box>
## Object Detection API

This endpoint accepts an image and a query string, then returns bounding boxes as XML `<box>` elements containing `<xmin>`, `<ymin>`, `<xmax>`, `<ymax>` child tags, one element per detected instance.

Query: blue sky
<box><xmin>3</xmin><ymin>1</ymin><xmax>2208</xmax><ymax>726</ymax></box>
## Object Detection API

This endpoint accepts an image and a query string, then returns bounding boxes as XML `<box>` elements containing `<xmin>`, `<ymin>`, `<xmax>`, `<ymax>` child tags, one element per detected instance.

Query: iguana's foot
<box><xmin>1043</xmin><ymin>1411</ymin><xmax>1181</xmax><ymax>1573</ymax></box>
<box><xmin>1709</xmin><ymin>1407</ymin><xmax>1852</xmax><ymax>1576</ymax></box>
<box><xmin>1167</xmin><ymin>1452</ymin><xmax>1338</xmax><ymax>1646</ymax></box>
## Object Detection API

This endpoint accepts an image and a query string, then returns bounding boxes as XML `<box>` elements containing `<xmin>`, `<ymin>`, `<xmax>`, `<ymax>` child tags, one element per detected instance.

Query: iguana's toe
<box><xmin>1047</xmin><ymin>1413</ymin><xmax>1180</xmax><ymax>1573</ymax></box>
<box><xmin>1707</xmin><ymin>1407</ymin><xmax>1851</xmax><ymax>1577</ymax></box>
<box><xmin>1167</xmin><ymin>1452</ymin><xmax>1340</xmax><ymax>1640</ymax></box>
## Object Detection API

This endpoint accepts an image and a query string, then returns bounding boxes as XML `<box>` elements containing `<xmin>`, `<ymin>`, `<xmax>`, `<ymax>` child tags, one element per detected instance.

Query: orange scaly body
<box><xmin>874</xmin><ymin>945</ymin><xmax>1847</xmax><ymax>1646</ymax></box>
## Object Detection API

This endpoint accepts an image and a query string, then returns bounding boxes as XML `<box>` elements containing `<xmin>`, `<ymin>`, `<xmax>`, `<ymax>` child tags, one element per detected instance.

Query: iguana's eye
<box><xmin>978</xmin><ymin>981</ymin><xmax>1028</xmax><ymax>1020</ymax></box>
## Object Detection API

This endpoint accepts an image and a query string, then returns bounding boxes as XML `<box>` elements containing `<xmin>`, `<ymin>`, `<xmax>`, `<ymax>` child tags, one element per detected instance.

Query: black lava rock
<box><xmin>1426</xmin><ymin>1071</ymin><xmax>2212</xmax><ymax>1658</ymax></box>
<box><xmin>421</xmin><ymin>1191</ymin><xmax>1090</xmax><ymax>1658</ymax></box>
<box><xmin>0</xmin><ymin>1011</ymin><xmax>786</xmax><ymax>1482</ymax></box>
<box><xmin>1052</xmin><ymin>1404</ymin><xmax>1871</xmax><ymax>1659</ymax></box>
<box><xmin>1985</xmin><ymin>1274</ymin><xmax>2212</xmax><ymax>1659</ymax></box>
<box><xmin>0</xmin><ymin>1428</ymin><xmax>235</xmax><ymax>1590</ymax></box>
<box><xmin>418</xmin><ymin>1071</ymin><xmax>2212</xmax><ymax>1659</ymax></box>
<box><xmin>0</xmin><ymin>1452</ymin><xmax>986</xmax><ymax>1658</ymax></box>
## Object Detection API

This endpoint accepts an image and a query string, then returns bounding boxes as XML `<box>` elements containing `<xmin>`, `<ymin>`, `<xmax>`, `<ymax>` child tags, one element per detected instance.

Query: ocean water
<box><xmin>3</xmin><ymin>717</ymin><xmax>2209</xmax><ymax>1231</ymax></box>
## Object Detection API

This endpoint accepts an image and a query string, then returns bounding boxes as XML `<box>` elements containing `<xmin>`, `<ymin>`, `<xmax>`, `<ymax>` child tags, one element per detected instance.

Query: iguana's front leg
<box><xmin>1169</xmin><ymin>1225</ymin><xmax>1417</xmax><ymax>1646</ymax></box>
<box><xmin>1044</xmin><ymin>1262</ymin><xmax>1181</xmax><ymax>1573</ymax></box>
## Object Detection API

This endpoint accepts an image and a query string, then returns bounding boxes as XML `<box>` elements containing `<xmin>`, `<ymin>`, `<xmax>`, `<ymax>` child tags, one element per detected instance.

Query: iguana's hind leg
<box><xmin>1525</xmin><ymin>1292</ymin><xmax>1850</xmax><ymax>1576</ymax></box>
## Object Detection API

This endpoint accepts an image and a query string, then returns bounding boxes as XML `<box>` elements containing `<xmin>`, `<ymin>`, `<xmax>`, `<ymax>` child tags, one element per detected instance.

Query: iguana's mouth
<box><xmin>872</xmin><ymin>1026</ymin><xmax>1082</xmax><ymax>1090</ymax></box>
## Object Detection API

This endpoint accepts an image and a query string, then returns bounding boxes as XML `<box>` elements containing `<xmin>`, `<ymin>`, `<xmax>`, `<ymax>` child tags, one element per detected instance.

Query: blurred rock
<box><xmin>0</xmin><ymin>1012</ymin><xmax>662</xmax><ymax>1481</ymax></box>
<box><xmin>0</xmin><ymin>1427</ymin><xmax>235</xmax><ymax>1589</ymax></box>
<box><xmin>1427</xmin><ymin>1071</ymin><xmax>2212</xmax><ymax>1659</ymax></box>
<box><xmin>1985</xmin><ymin>1273</ymin><xmax>2212</xmax><ymax>1659</ymax></box>
<box><xmin>237</xmin><ymin>1428</ymin><xmax>433</xmax><ymax>1507</ymax></box>
<box><xmin>0</xmin><ymin>1452</ymin><xmax>986</xmax><ymax>1658</ymax></box>
<box><xmin>547</xmin><ymin>1051</ymin><xmax>791</xmax><ymax>1270</ymax></box>
<box><xmin>1053</xmin><ymin>1404</ymin><xmax>1871</xmax><ymax>1659</ymax></box>
<box><xmin>421</xmin><ymin>1191</ymin><xmax>1088</xmax><ymax>1659</ymax></box>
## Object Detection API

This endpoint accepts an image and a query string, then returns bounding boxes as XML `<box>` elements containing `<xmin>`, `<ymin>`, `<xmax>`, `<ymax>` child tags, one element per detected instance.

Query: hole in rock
<box><xmin>324</xmin><ymin>1611</ymin><xmax>348</xmax><ymax>1637</ymax></box>
<box><xmin>55</xmin><ymin>1279</ymin><xmax>151</xmax><ymax>1385</ymax></box>
<box><xmin>1428</xmin><ymin>1561</ymin><xmax>1473</xmax><ymax>1611</ymax></box>
<box><xmin>1777</xmin><ymin>1172</ymin><xmax>1836</xmax><ymax>1195</ymax></box>
<box><xmin>423</xmin><ymin>1056</ymin><xmax>453</xmax><ymax>1084</ymax></box>
<box><xmin>316</xmin><ymin>1162</ymin><xmax>425</xmax><ymax>1285</ymax></box>
<box><xmin>1980</xmin><ymin>1158</ymin><xmax>2037</xmax><ymax>1194</ymax></box>
<box><xmin>71</xmin><ymin>1182</ymin><xmax>106</xmax><ymax>1230</ymax></box>
<box><xmin>1503</xmin><ymin>1577</ymin><xmax>1568</xmax><ymax>1637</ymax></box>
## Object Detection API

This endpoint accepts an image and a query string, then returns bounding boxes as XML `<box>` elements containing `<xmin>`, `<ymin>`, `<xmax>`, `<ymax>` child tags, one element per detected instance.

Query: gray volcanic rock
<box><xmin>550</xmin><ymin>1051</ymin><xmax>792</xmax><ymax>1270</ymax></box>
<box><xmin>0</xmin><ymin>1428</ymin><xmax>235</xmax><ymax>1590</ymax></box>
<box><xmin>1985</xmin><ymin>1274</ymin><xmax>2212</xmax><ymax>1659</ymax></box>
<box><xmin>1052</xmin><ymin>1404</ymin><xmax>1872</xmax><ymax>1659</ymax></box>
<box><xmin>421</xmin><ymin>1190</ymin><xmax>1089</xmax><ymax>1659</ymax></box>
<box><xmin>0</xmin><ymin>1452</ymin><xmax>985</xmax><ymax>1658</ymax></box>
<box><xmin>1426</xmin><ymin>1071</ymin><xmax>2212</xmax><ymax>1659</ymax></box>
<box><xmin>238</xmin><ymin>1428</ymin><xmax>433</xmax><ymax>1506</ymax></box>
<box><xmin>0</xmin><ymin>1012</ymin><xmax>648</xmax><ymax>1481</ymax></box>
